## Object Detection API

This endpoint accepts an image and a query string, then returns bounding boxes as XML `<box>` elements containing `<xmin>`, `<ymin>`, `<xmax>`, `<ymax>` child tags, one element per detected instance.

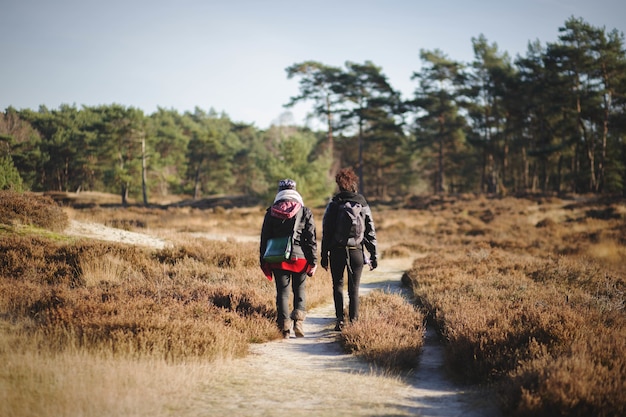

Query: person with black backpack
<box><xmin>320</xmin><ymin>168</ymin><xmax>378</xmax><ymax>331</ymax></box>
<box><xmin>260</xmin><ymin>179</ymin><xmax>318</xmax><ymax>339</ymax></box>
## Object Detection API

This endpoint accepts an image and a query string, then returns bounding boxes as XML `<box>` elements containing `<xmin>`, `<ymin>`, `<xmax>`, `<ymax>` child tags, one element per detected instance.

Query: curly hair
<box><xmin>336</xmin><ymin>168</ymin><xmax>359</xmax><ymax>193</ymax></box>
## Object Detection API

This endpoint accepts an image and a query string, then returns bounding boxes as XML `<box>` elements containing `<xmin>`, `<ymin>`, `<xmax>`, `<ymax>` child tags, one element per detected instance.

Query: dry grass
<box><xmin>0</xmin><ymin>233</ymin><xmax>337</xmax><ymax>359</ymax></box>
<box><xmin>0</xmin><ymin>337</ymin><xmax>220</xmax><ymax>417</ymax></box>
<box><xmin>62</xmin><ymin>194</ymin><xmax>266</xmax><ymax>240</ymax></box>
<box><xmin>4</xmin><ymin>190</ymin><xmax>624</xmax><ymax>416</ymax></box>
<box><xmin>0</xmin><ymin>190</ymin><xmax>68</xmax><ymax>232</ymax></box>
<box><xmin>0</xmin><ymin>191</ymin><xmax>337</xmax><ymax>416</ymax></box>
<box><xmin>341</xmin><ymin>290</ymin><xmax>425</xmax><ymax>370</ymax></box>
<box><xmin>0</xmin><ymin>237</ymin><xmax>275</xmax><ymax>359</ymax></box>
<box><xmin>402</xmin><ymin>194</ymin><xmax>626</xmax><ymax>417</ymax></box>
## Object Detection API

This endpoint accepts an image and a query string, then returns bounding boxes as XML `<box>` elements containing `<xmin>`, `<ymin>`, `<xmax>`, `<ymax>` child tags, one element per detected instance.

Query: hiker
<box><xmin>321</xmin><ymin>168</ymin><xmax>378</xmax><ymax>331</ymax></box>
<box><xmin>260</xmin><ymin>179</ymin><xmax>318</xmax><ymax>339</ymax></box>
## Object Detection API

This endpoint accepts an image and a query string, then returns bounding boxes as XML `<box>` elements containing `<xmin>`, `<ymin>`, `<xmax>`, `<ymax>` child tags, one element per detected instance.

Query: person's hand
<box><xmin>320</xmin><ymin>256</ymin><xmax>328</xmax><ymax>270</ymax></box>
<box><xmin>307</xmin><ymin>264</ymin><xmax>317</xmax><ymax>277</ymax></box>
<box><xmin>369</xmin><ymin>258</ymin><xmax>378</xmax><ymax>270</ymax></box>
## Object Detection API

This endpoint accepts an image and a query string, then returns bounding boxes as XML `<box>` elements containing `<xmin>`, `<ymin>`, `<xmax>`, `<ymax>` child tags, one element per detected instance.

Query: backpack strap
<box><xmin>287</xmin><ymin>206</ymin><xmax>303</xmax><ymax>246</ymax></box>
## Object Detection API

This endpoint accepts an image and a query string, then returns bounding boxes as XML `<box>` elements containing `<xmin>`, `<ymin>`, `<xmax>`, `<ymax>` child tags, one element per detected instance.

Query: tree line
<box><xmin>1</xmin><ymin>17</ymin><xmax>625</xmax><ymax>204</ymax></box>
<box><xmin>0</xmin><ymin>104</ymin><xmax>333</xmax><ymax>206</ymax></box>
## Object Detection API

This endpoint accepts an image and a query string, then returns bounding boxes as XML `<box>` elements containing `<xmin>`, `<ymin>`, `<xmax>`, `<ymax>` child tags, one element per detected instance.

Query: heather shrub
<box><xmin>0</xmin><ymin>213</ymin><xmax>334</xmax><ymax>361</ymax></box>
<box><xmin>341</xmin><ymin>290</ymin><xmax>425</xmax><ymax>370</ymax></box>
<box><xmin>0</xmin><ymin>190</ymin><xmax>68</xmax><ymax>231</ymax></box>
<box><xmin>0</xmin><ymin>234</ymin><xmax>280</xmax><ymax>361</ymax></box>
<box><xmin>0</xmin><ymin>236</ymin><xmax>155</xmax><ymax>286</ymax></box>
<box><xmin>7</xmin><ymin>190</ymin><xmax>623</xmax><ymax>416</ymax></box>
<box><xmin>403</xmin><ymin>195</ymin><xmax>626</xmax><ymax>417</ymax></box>
<box><xmin>153</xmin><ymin>239</ymin><xmax>258</xmax><ymax>269</ymax></box>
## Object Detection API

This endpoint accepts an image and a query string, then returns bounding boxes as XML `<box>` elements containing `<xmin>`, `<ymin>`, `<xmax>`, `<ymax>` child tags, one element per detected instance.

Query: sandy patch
<box><xmin>65</xmin><ymin>219</ymin><xmax>169</xmax><ymax>249</ymax></box>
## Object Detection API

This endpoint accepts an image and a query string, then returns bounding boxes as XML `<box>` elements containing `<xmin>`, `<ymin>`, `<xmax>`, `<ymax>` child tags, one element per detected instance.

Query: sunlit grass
<box><xmin>341</xmin><ymin>290</ymin><xmax>425</xmax><ymax>370</ymax></box>
<box><xmin>0</xmin><ymin>341</ymin><xmax>216</xmax><ymax>417</ymax></box>
<box><xmin>402</xmin><ymin>195</ymin><xmax>626</xmax><ymax>417</ymax></box>
<box><xmin>2</xmin><ymin>190</ymin><xmax>625</xmax><ymax>417</ymax></box>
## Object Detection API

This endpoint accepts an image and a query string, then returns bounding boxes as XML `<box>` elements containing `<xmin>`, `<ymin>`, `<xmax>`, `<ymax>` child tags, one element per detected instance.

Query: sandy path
<box><xmin>192</xmin><ymin>257</ymin><xmax>501</xmax><ymax>417</ymax></box>
<box><xmin>65</xmin><ymin>219</ymin><xmax>170</xmax><ymax>249</ymax></box>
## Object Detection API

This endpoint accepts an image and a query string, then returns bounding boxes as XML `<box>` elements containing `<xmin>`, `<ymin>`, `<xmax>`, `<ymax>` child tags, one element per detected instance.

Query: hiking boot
<box><xmin>334</xmin><ymin>320</ymin><xmax>344</xmax><ymax>331</ymax></box>
<box><xmin>294</xmin><ymin>320</ymin><xmax>304</xmax><ymax>337</ymax></box>
<box><xmin>279</xmin><ymin>318</ymin><xmax>292</xmax><ymax>340</ymax></box>
<box><xmin>290</xmin><ymin>309</ymin><xmax>306</xmax><ymax>338</ymax></box>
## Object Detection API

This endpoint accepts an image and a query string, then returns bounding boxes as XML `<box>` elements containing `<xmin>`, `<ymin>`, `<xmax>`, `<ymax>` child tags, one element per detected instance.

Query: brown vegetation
<box><xmin>341</xmin><ymin>290</ymin><xmax>425</xmax><ymax>370</ymax></box>
<box><xmin>1</xmin><ymin>191</ymin><xmax>340</xmax><ymax>416</ymax></box>
<box><xmin>0</xmin><ymin>190</ymin><xmax>68</xmax><ymax>232</ymax></box>
<box><xmin>3</xmin><ymin>190</ymin><xmax>624</xmax><ymax>416</ymax></box>
<box><xmin>0</xmin><ymin>235</ymin><xmax>286</xmax><ymax>360</ymax></box>
<box><xmin>402</xmin><ymin>194</ymin><xmax>626</xmax><ymax>417</ymax></box>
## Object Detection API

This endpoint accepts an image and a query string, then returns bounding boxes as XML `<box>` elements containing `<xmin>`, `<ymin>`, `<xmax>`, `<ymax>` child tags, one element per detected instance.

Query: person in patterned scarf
<box><xmin>260</xmin><ymin>179</ymin><xmax>318</xmax><ymax>339</ymax></box>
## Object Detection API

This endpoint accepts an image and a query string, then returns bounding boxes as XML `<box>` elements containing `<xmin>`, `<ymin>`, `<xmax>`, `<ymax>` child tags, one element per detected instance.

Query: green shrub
<box><xmin>0</xmin><ymin>156</ymin><xmax>24</xmax><ymax>192</ymax></box>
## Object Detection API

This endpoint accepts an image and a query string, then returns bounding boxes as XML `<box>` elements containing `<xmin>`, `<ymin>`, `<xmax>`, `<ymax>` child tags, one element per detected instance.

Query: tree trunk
<box><xmin>556</xmin><ymin>153</ymin><xmax>563</xmax><ymax>193</ymax></box>
<box><xmin>481</xmin><ymin>146</ymin><xmax>487</xmax><ymax>193</ymax></box>
<box><xmin>193</xmin><ymin>166</ymin><xmax>201</xmax><ymax>200</ymax></box>
<box><xmin>436</xmin><ymin>114</ymin><xmax>445</xmax><ymax>194</ymax></box>
<box><xmin>121</xmin><ymin>184</ymin><xmax>128</xmax><ymax>207</ymax></box>
<box><xmin>326</xmin><ymin>94</ymin><xmax>333</xmax><ymax>156</ymax></box>
<box><xmin>576</xmin><ymin>89</ymin><xmax>597</xmax><ymax>191</ymax></box>
<box><xmin>572</xmin><ymin>146</ymin><xmax>579</xmax><ymax>193</ymax></box>
<box><xmin>358</xmin><ymin>105</ymin><xmax>364</xmax><ymax>194</ymax></box>
<box><xmin>599</xmin><ymin>89</ymin><xmax>610</xmax><ymax>192</ymax></box>
<box><xmin>623</xmin><ymin>141</ymin><xmax>626</xmax><ymax>196</ymax></box>
<box><xmin>502</xmin><ymin>138</ymin><xmax>509</xmax><ymax>190</ymax></box>
<box><xmin>141</xmin><ymin>134</ymin><xmax>148</xmax><ymax>206</ymax></box>
<box><xmin>522</xmin><ymin>146</ymin><xmax>529</xmax><ymax>192</ymax></box>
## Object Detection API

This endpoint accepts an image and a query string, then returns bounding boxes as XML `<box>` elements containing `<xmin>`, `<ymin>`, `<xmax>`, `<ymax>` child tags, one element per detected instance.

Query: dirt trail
<box><xmin>193</xmin><ymin>257</ymin><xmax>501</xmax><ymax>417</ymax></box>
<box><xmin>65</xmin><ymin>221</ymin><xmax>501</xmax><ymax>416</ymax></box>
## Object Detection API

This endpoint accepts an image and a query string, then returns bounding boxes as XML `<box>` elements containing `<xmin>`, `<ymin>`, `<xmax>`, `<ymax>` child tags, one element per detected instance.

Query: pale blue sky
<box><xmin>1</xmin><ymin>0</ymin><xmax>624</xmax><ymax>129</ymax></box>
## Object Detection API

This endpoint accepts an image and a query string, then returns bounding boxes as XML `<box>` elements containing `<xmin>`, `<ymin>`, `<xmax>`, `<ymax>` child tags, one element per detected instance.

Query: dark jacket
<box><xmin>321</xmin><ymin>191</ymin><xmax>377</xmax><ymax>261</ymax></box>
<box><xmin>260</xmin><ymin>204</ymin><xmax>317</xmax><ymax>267</ymax></box>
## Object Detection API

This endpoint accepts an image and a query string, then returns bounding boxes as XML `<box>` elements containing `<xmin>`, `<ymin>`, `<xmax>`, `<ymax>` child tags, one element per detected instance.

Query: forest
<box><xmin>1</xmin><ymin>17</ymin><xmax>625</xmax><ymax>205</ymax></box>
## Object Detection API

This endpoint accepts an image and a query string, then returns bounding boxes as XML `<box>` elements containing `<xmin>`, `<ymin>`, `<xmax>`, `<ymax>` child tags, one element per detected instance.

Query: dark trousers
<box><xmin>273</xmin><ymin>269</ymin><xmax>307</xmax><ymax>330</ymax></box>
<box><xmin>329</xmin><ymin>247</ymin><xmax>364</xmax><ymax>322</ymax></box>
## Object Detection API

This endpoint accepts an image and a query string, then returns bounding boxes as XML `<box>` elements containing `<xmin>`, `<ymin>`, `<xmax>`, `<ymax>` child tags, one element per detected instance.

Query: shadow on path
<box><xmin>198</xmin><ymin>256</ymin><xmax>502</xmax><ymax>417</ymax></box>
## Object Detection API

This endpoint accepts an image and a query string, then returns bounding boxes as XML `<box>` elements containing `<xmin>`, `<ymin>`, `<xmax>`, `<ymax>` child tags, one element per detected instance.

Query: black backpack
<box><xmin>333</xmin><ymin>201</ymin><xmax>365</xmax><ymax>247</ymax></box>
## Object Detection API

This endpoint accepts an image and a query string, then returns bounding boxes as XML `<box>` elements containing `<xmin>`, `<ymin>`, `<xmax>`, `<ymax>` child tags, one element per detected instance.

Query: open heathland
<box><xmin>402</xmin><ymin>194</ymin><xmax>626</xmax><ymax>417</ymax></box>
<box><xmin>1</xmin><ymin>190</ymin><xmax>624</xmax><ymax>416</ymax></box>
